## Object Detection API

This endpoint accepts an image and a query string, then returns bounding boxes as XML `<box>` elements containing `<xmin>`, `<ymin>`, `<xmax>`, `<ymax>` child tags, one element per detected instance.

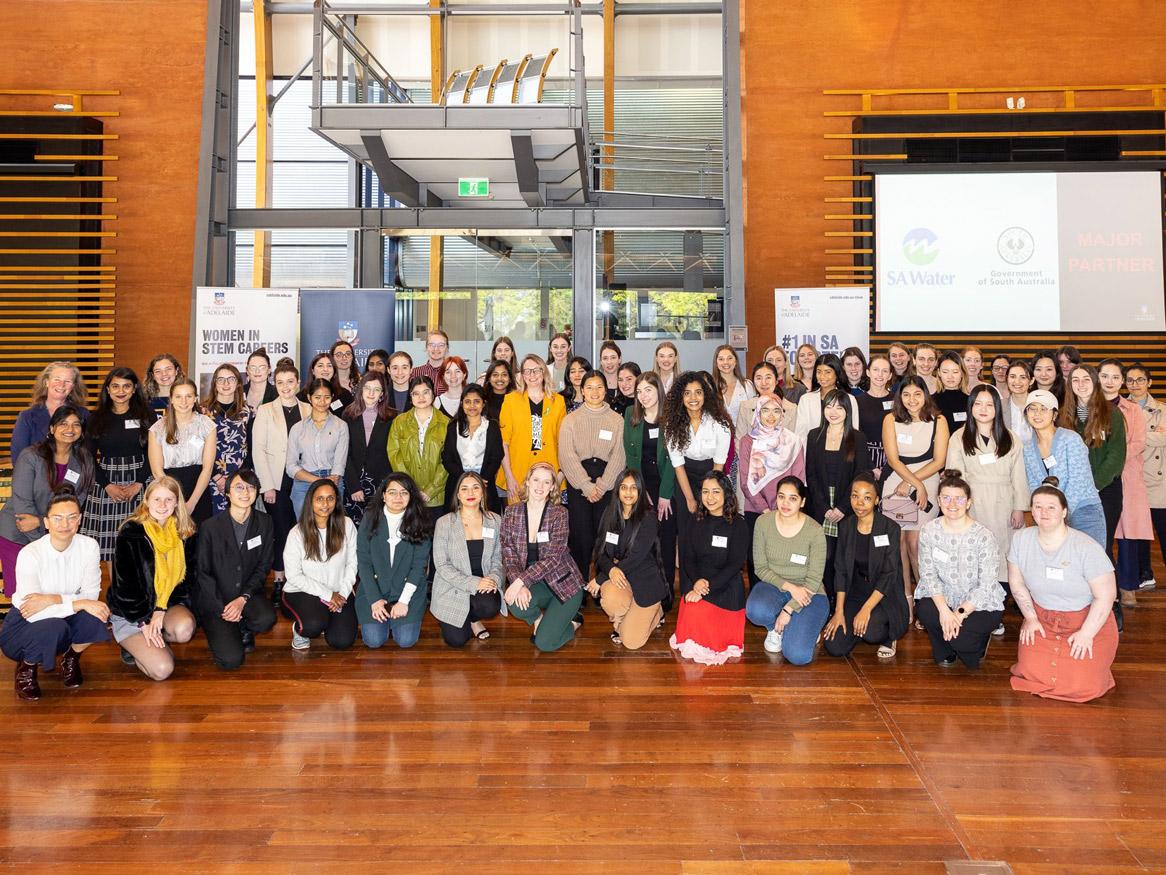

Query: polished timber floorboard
<box><xmin>5</xmin><ymin>579</ymin><xmax>1166</xmax><ymax>873</ymax></box>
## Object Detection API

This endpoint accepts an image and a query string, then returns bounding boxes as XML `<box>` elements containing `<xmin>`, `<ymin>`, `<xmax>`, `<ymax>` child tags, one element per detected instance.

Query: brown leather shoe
<box><xmin>59</xmin><ymin>648</ymin><xmax>83</xmax><ymax>689</ymax></box>
<box><xmin>15</xmin><ymin>660</ymin><xmax>41</xmax><ymax>701</ymax></box>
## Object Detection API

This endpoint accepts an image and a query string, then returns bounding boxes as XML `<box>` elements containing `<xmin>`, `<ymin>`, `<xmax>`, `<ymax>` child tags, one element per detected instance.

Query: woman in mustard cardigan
<box><xmin>386</xmin><ymin>376</ymin><xmax>450</xmax><ymax>518</ymax></box>
<box><xmin>498</xmin><ymin>354</ymin><xmax>567</xmax><ymax>501</ymax></box>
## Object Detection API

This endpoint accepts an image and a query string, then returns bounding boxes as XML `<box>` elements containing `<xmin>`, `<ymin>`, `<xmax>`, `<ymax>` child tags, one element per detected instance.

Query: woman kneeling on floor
<box><xmin>0</xmin><ymin>488</ymin><xmax>110</xmax><ymax>699</ymax></box>
<box><xmin>1008</xmin><ymin>476</ymin><xmax>1119</xmax><ymax>702</ymax></box>
<box><xmin>822</xmin><ymin>472</ymin><xmax>910</xmax><ymax>660</ymax></box>
<box><xmin>585</xmin><ymin>468</ymin><xmax>668</xmax><ymax>650</ymax></box>
<box><xmin>745</xmin><ymin>475</ymin><xmax>830</xmax><ymax>665</ymax></box>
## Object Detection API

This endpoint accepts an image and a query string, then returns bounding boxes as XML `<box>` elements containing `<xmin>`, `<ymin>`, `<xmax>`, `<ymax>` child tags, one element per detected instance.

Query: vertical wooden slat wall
<box><xmin>0</xmin><ymin>90</ymin><xmax>118</xmax><ymax>461</ymax></box>
<box><xmin>821</xmin><ymin>84</ymin><xmax>1166</xmax><ymax>373</ymax></box>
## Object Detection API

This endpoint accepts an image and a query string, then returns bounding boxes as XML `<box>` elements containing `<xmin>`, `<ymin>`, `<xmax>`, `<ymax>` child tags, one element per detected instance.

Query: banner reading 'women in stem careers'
<box><xmin>774</xmin><ymin>287</ymin><xmax>871</xmax><ymax>360</ymax></box>
<box><xmin>193</xmin><ymin>287</ymin><xmax>300</xmax><ymax>397</ymax></box>
<box><xmin>299</xmin><ymin>288</ymin><xmax>396</xmax><ymax>376</ymax></box>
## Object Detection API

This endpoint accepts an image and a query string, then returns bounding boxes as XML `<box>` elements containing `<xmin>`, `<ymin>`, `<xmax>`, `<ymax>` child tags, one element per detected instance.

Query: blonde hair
<box><xmin>518</xmin><ymin>354</ymin><xmax>551</xmax><ymax>394</ymax></box>
<box><xmin>31</xmin><ymin>361</ymin><xmax>87</xmax><ymax>408</ymax></box>
<box><xmin>793</xmin><ymin>343</ymin><xmax>818</xmax><ymax>383</ymax></box>
<box><xmin>123</xmin><ymin>476</ymin><xmax>197</xmax><ymax>538</ymax></box>
<box><xmin>525</xmin><ymin>461</ymin><xmax>557</xmax><ymax>485</ymax></box>
<box><xmin>652</xmin><ymin>341</ymin><xmax>680</xmax><ymax>382</ymax></box>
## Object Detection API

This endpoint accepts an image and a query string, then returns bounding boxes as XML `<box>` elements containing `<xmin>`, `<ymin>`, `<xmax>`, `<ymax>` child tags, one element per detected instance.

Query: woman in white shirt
<box><xmin>435</xmin><ymin>355</ymin><xmax>468</xmax><ymax>417</ymax></box>
<box><xmin>0</xmin><ymin>490</ymin><xmax>110</xmax><ymax>700</ymax></box>
<box><xmin>282</xmin><ymin>478</ymin><xmax>358</xmax><ymax>651</ymax></box>
<box><xmin>663</xmin><ymin>371</ymin><xmax>734</xmax><ymax>539</ymax></box>
<box><xmin>795</xmin><ymin>354</ymin><xmax>859</xmax><ymax>447</ymax></box>
<box><xmin>1004</xmin><ymin>360</ymin><xmax>1035</xmax><ymax>443</ymax></box>
<box><xmin>147</xmin><ymin>379</ymin><xmax>217</xmax><ymax>523</ymax></box>
<box><xmin>712</xmin><ymin>345</ymin><xmax>756</xmax><ymax>425</ymax></box>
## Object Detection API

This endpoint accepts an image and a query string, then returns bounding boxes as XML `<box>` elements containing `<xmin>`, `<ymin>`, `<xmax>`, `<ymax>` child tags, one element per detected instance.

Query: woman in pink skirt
<box><xmin>1008</xmin><ymin>477</ymin><xmax>1119</xmax><ymax>703</ymax></box>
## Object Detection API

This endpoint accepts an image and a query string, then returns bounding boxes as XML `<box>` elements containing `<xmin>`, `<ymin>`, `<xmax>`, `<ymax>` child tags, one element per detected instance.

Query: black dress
<box><xmin>933</xmin><ymin>389</ymin><xmax>969</xmax><ymax>435</ymax></box>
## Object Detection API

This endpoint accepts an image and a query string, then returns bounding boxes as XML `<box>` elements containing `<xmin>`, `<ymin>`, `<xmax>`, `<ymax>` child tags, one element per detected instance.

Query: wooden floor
<box><xmin>5</xmin><ymin>575</ymin><xmax>1166</xmax><ymax>874</ymax></box>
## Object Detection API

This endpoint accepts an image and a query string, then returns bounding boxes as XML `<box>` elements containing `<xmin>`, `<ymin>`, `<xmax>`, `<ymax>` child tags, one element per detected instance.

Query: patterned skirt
<box><xmin>343</xmin><ymin>469</ymin><xmax>377</xmax><ymax>525</ymax></box>
<box><xmin>80</xmin><ymin>455</ymin><xmax>146</xmax><ymax>560</ymax></box>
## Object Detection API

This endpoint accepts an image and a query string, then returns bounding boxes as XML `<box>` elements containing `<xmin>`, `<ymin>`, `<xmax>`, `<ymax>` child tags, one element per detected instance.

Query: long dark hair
<box><xmin>1030</xmin><ymin>350</ymin><xmax>1066</xmax><ymax>402</ymax></box>
<box><xmin>455</xmin><ymin>385</ymin><xmax>489</xmax><ymax>437</ymax></box>
<box><xmin>662</xmin><ymin>371</ymin><xmax>734</xmax><ymax>456</ymax></box>
<box><xmin>88</xmin><ymin>366</ymin><xmax>151</xmax><ymax>449</ymax></box>
<box><xmin>365</xmin><ymin>472</ymin><xmax>432</xmax><ymax>542</ymax></box>
<box><xmin>561</xmin><ymin>355</ymin><xmax>592</xmax><ymax>405</ymax></box>
<box><xmin>841</xmin><ymin>347</ymin><xmax>870</xmax><ymax>391</ymax></box>
<box><xmin>343</xmin><ymin>371</ymin><xmax>393</xmax><ymax>421</ymax></box>
<box><xmin>202</xmin><ymin>363</ymin><xmax>248</xmax><ymax>421</ymax></box>
<box><xmin>307</xmin><ymin>352</ymin><xmax>342</xmax><ymax>398</ymax></box>
<box><xmin>1059</xmin><ymin>364</ymin><xmax>1112</xmax><ymax>448</ymax></box>
<box><xmin>891</xmin><ymin>375</ymin><xmax>939</xmax><ymax>424</ymax></box>
<box><xmin>810</xmin><ymin>353</ymin><xmax>845</xmax><ymax>393</ymax></box>
<box><xmin>592</xmin><ymin>468</ymin><xmax>654</xmax><ymax>569</ymax></box>
<box><xmin>961</xmin><ymin>384</ymin><xmax>1014</xmax><ymax>457</ymax></box>
<box><xmin>329</xmin><ymin>340</ymin><xmax>362</xmax><ymax>386</ymax></box>
<box><xmin>630</xmin><ymin>371</ymin><xmax>664</xmax><ymax>428</ymax></box>
<box><xmin>695</xmin><ymin>470</ymin><xmax>738</xmax><ymax>522</ymax></box>
<box><xmin>296</xmin><ymin>478</ymin><xmax>347</xmax><ymax>562</ymax></box>
<box><xmin>34</xmin><ymin>404</ymin><xmax>95</xmax><ymax>495</ymax></box>
<box><xmin>813</xmin><ymin>388</ymin><xmax>858</xmax><ymax>463</ymax></box>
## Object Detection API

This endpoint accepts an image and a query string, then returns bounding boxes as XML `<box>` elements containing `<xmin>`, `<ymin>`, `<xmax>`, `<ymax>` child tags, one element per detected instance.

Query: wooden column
<box><xmin>251</xmin><ymin>0</ymin><xmax>273</xmax><ymax>288</ymax></box>
<box><xmin>427</xmin><ymin>0</ymin><xmax>443</xmax><ymax>329</ymax></box>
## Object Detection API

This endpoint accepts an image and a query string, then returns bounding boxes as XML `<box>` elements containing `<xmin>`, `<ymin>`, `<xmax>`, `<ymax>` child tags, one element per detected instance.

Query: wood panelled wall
<box><xmin>740</xmin><ymin>0</ymin><xmax>1166</xmax><ymax>369</ymax></box>
<box><xmin>0</xmin><ymin>0</ymin><xmax>208</xmax><ymax>418</ymax></box>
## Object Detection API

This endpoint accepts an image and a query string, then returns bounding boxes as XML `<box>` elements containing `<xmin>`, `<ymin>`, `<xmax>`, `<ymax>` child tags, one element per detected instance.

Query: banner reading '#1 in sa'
<box><xmin>774</xmin><ymin>287</ymin><xmax>871</xmax><ymax>361</ymax></box>
<box><xmin>193</xmin><ymin>287</ymin><xmax>300</xmax><ymax>398</ymax></box>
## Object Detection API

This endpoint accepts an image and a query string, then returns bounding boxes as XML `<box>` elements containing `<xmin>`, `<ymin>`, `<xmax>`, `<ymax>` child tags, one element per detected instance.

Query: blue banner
<box><xmin>299</xmin><ymin>288</ymin><xmax>396</xmax><ymax>375</ymax></box>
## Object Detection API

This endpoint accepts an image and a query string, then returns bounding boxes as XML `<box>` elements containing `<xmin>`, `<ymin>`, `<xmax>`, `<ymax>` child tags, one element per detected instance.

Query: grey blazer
<box><xmin>0</xmin><ymin>447</ymin><xmax>89</xmax><ymax>544</ymax></box>
<box><xmin>429</xmin><ymin>510</ymin><xmax>505</xmax><ymax>627</ymax></box>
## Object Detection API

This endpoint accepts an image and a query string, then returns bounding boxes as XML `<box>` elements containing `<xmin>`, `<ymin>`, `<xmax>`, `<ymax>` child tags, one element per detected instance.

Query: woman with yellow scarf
<box><xmin>107</xmin><ymin>476</ymin><xmax>198</xmax><ymax>680</ymax></box>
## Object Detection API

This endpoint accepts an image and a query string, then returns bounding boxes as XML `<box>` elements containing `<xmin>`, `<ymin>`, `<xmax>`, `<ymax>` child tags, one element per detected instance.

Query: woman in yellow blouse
<box><xmin>498</xmin><ymin>354</ymin><xmax>567</xmax><ymax>501</ymax></box>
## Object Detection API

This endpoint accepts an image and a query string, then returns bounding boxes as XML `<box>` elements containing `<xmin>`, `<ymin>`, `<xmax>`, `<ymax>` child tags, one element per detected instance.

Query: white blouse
<box><xmin>149</xmin><ymin>414</ymin><xmax>215</xmax><ymax>468</ymax></box>
<box><xmin>457</xmin><ymin>419</ymin><xmax>490</xmax><ymax>472</ymax></box>
<box><xmin>13</xmin><ymin>533</ymin><xmax>102</xmax><ymax>621</ymax></box>
<box><xmin>282</xmin><ymin>518</ymin><xmax>358</xmax><ymax>600</ymax></box>
<box><xmin>667</xmin><ymin>414</ymin><xmax>732</xmax><ymax>467</ymax></box>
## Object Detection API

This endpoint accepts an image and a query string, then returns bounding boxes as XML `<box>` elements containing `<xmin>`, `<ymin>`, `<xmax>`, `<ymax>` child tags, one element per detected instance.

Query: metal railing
<box><xmin>312</xmin><ymin>0</ymin><xmax>414</xmax><ymax>107</ymax></box>
<box><xmin>591</xmin><ymin>131</ymin><xmax>723</xmax><ymax>197</ymax></box>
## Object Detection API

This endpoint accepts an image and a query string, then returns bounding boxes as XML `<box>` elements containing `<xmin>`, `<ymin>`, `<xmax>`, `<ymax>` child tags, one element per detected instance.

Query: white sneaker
<box><xmin>763</xmin><ymin>628</ymin><xmax>783</xmax><ymax>653</ymax></box>
<box><xmin>1140</xmin><ymin>578</ymin><xmax>1157</xmax><ymax>590</ymax></box>
<box><xmin>291</xmin><ymin>629</ymin><xmax>310</xmax><ymax>651</ymax></box>
<box><xmin>992</xmin><ymin>623</ymin><xmax>1005</xmax><ymax>637</ymax></box>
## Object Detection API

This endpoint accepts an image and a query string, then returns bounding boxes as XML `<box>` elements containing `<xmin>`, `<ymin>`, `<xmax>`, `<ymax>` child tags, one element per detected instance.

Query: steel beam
<box><xmin>721</xmin><ymin>0</ymin><xmax>746</xmax><ymax>344</ymax></box>
<box><xmin>228</xmin><ymin>206</ymin><xmax>726</xmax><ymax>230</ymax></box>
<box><xmin>572</xmin><ymin>228</ymin><xmax>595</xmax><ymax>362</ymax></box>
<box><xmin>510</xmin><ymin>131</ymin><xmax>543</xmax><ymax>207</ymax></box>
<box><xmin>359</xmin><ymin>130</ymin><xmax>440</xmax><ymax>208</ymax></box>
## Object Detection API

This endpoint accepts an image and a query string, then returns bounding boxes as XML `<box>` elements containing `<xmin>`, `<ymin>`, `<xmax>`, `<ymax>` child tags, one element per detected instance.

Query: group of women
<box><xmin>0</xmin><ymin>338</ymin><xmax>1153</xmax><ymax>705</ymax></box>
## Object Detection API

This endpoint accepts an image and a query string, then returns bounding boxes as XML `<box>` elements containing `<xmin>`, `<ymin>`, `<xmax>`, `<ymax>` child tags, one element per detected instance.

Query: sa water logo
<box><xmin>902</xmin><ymin>228</ymin><xmax>939</xmax><ymax>266</ymax></box>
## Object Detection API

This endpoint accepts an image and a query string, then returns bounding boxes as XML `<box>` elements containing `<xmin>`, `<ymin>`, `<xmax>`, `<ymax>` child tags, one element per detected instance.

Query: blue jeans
<box><xmin>745</xmin><ymin>583</ymin><xmax>830</xmax><ymax>666</ymax></box>
<box><xmin>290</xmin><ymin>469</ymin><xmax>337</xmax><ymax>520</ymax></box>
<box><xmin>1069</xmin><ymin>502</ymin><xmax>1106</xmax><ymax>549</ymax></box>
<box><xmin>361</xmin><ymin>620</ymin><xmax>421</xmax><ymax>649</ymax></box>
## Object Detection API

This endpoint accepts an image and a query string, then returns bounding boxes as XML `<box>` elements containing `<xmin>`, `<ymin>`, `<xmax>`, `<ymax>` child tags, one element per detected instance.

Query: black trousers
<box><xmin>199</xmin><ymin>597</ymin><xmax>277</xmax><ymax>671</ymax></box>
<box><xmin>822</xmin><ymin>594</ymin><xmax>895</xmax><ymax>657</ymax></box>
<box><xmin>1138</xmin><ymin>507</ymin><xmax>1166</xmax><ymax>580</ymax></box>
<box><xmin>269</xmin><ymin>476</ymin><xmax>297</xmax><ymax>574</ymax></box>
<box><xmin>656</xmin><ymin>503</ymin><xmax>678</xmax><ymax>611</ymax></box>
<box><xmin>283</xmin><ymin>590</ymin><xmax>358</xmax><ymax>650</ymax></box>
<box><xmin>566</xmin><ymin>484</ymin><xmax>610</xmax><ymax>581</ymax></box>
<box><xmin>438</xmin><ymin>592</ymin><xmax>503</xmax><ymax>648</ymax></box>
<box><xmin>674</xmin><ymin>457</ymin><xmax>714</xmax><ymax>540</ymax></box>
<box><xmin>1098</xmin><ymin>478</ymin><xmax>1124</xmax><ymax>556</ymax></box>
<box><xmin>915</xmin><ymin>598</ymin><xmax>1003</xmax><ymax>669</ymax></box>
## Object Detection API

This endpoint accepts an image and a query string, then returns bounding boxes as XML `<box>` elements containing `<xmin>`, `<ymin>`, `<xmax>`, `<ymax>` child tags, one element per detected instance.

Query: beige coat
<box><xmin>946</xmin><ymin>426</ymin><xmax>1029</xmax><ymax>581</ymax></box>
<box><xmin>1141</xmin><ymin>395</ymin><xmax>1166</xmax><ymax>509</ymax></box>
<box><xmin>251</xmin><ymin>398</ymin><xmax>311</xmax><ymax>493</ymax></box>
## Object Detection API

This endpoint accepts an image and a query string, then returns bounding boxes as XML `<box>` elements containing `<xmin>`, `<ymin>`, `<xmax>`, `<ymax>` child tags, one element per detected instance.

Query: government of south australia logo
<box><xmin>998</xmin><ymin>227</ymin><xmax>1034</xmax><ymax>265</ymax></box>
<box><xmin>902</xmin><ymin>228</ymin><xmax>939</xmax><ymax>265</ymax></box>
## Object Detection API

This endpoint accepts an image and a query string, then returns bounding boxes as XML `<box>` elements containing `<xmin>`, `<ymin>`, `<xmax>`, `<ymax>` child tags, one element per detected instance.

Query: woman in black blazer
<box><xmin>194</xmin><ymin>469</ymin><xmax>277</xmax><ymax>670</ymax></box>
<box><xmin>342</xmin><ymin>372</ymin><xmax>395</xmax><ymax>524</ymax></box>
<box><xmin>805</xmin><ymin>388</ymin><xmax>870</xmax><ymax>587</ymax></box>
<box><xmin>585</xmin><ymin>468</ymin><xmax>668</xmax><ymax>650</ymax></box>
<box><xmin>822</xmin><ymin>472</ymin><xmax>910</xmax><ymax>659</ymax></box>
<box><xmin>441</xmin><ymin>385</ymin><xmax>504</xmax><ymax>511</ymax></box>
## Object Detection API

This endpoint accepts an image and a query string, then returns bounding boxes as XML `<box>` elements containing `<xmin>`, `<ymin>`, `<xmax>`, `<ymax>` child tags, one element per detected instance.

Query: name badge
<box><xmin>247</xmin><ymin>535</ymin><xmax>263</xmax><ymax>549</ymax></box>
<box><xmin>790</xmin><ymin>553</ymin><xmax>807</xmax><ymax>565</ymax></box>
<box><xmin>537</xmin><ymin>531</ymin><xmax>550</xmax><ymax>543</ymax></box>
<box><xmin>330</xmin><ymin>399</ymin><xmax>343</xmax><ymax>411</ymax></box>
<box><xmin>124</xmin><ymin>419</ymin><xmax>140</xmax><ymax>429</ymax></box>
<box><xmin>979</xmin><ymin>453</ymin><xmax>998</xmax><ymax>465</ymax></box>
<box><xmin>482</xmin><ymin>528</ymin><xmax>495</xmax><ymax>539</ymax></box>
<box><xmin>711</xmin><ymin>535</ymin><xmax>728</xmax><ymax>548</ymax></box>
<box><xmin>933</xmin><ymin>548</ymin><xmax>950</xmax><ymax>562</ymax></box>
<box><xmin>897</xmin><ymin>433</ymin><xmax>913</xmax><ymax>446</ymax></box>
<box><xmin>63</xmin><ymin>469</ymin><xmax>80</xmax><ymax>484</ymax></box>
<box><xmin>1042</xmin><ymin>455</ymin><xmax>1057</xmax><ymax>468</ymax></box>
<box><xmin>648</xmin><ymin>428</ymin><xmax>659</xmax><ymax>439</ymax></box>
<box><xmin>598</xmin><ymin>429</ymin><xmax>613</xmax><ymax>441</ymax></box>
<box><xmin>1046</xmin><ymin>566</ymin><xmax>1064</xmax><ymax>581</ymax></box>
<box><xmin>954</xmin><ymin>412</ymin><xmax>967</xmax><ymax>422</ymax></box>
<box><xmin>873</xmin><ymin>534</ymin><xmax>889</xmax><ymax>547</ymax></box>
<box><xmin>882</xmin><ymin>400</ymin><xmax>894</xmax><ymax>411</ymax></box>
<box><xmin>605</xmin><ymin>531</ymin><xmax>619</xmax><ymax>545</ymax></box>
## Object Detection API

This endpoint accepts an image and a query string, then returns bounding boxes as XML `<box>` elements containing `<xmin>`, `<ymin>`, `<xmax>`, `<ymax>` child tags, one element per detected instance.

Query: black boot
<box><xmin>16</xmin><ymin>660</ymin><xmax>41</xmax><ymax>701</ymax></box>
<box><xmin>271</xmin><ymin>578</ymin><xmax>285</xmax><ymax>618</ymax></box>
<box><xmin>59</xmin><ymin>648</ymin><xmax>84</xmax><ymax>688</ymax></box>
<box><xmin>241</xmin><ymin>630</ymin><xmax>256</xmax><ymax>654</ymax></box>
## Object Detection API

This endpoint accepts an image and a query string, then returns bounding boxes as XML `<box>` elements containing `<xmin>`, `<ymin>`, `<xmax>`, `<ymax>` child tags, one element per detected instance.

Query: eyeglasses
<box><xmin>385</xmin><ymin>488</ymin><xmax>410</xmax><ymax>498</ymax></box>
<box><xmin>1128</xmin><ymin>376</ymin><xmax>1148</xmax><ymax>385</ymax></box>
<box><xmin>47</xmin><ymin>513</ymin><xmax>81</xmax><ymax>525</ymax></box>
<box><xmin>333</xmin><ymin>351</ymin><xmax>353</xmax><ymax>359</ymax></box>
<box><xmin>215</xmin><ymin>376</ymin><xmax>238</xmax><ymax>384</ymax></box>
<box><xmin>939</xmin><ymin>495</ymin><xmax>968</xmax><ymax>506</ymax></box>
<box><xmin>427</xmin><ymin>341</ymin><xmax>448</xmax><ymax>349</ymax></box>
<box><xmin>522</xmin><ymin>367</ymin><xmax>542</xmax><ymax>375</ymax></box>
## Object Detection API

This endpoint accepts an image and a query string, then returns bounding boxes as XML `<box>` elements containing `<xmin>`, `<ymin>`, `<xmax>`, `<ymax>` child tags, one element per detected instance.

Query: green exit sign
<box><xmin>458</xmin><ymin>177</ymin><xmax>490</xmax><ymax>197</ymax></box>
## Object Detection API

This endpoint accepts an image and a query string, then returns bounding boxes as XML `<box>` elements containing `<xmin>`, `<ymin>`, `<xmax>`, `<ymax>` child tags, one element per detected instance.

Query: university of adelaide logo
<box><xmin>338</xmin><ymin>321</ymin><xmax>359</xmax><ymax>345</ymax></box>
<box><xmin>214</xmin><ymin>291</ymin><xmax>226</xmax><ymax>305</ymax></box>
<box><xmin>902</xmin><ymin>228</ymin><xmax>939</xmax><ymax>266</ymax></box>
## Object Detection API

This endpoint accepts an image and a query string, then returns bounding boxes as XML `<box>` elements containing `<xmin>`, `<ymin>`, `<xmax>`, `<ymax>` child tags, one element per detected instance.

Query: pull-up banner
<box><xmin>299</xmin><ymin>288</ymin><xmax>396</xmax><ymax>376</ymax></box>
<box><xmin>193</xmin><ymin>287</ymin><xmax>299</xmax><ymax>397</ymax></box>
<box><xmin>774</xmin><ymin>287</ymin><xmax>871</xmax><ymax>359</ymax></box>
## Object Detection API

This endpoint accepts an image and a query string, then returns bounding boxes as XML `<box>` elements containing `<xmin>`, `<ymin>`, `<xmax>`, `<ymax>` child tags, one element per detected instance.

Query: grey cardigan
<box><xmin>0</xmin><ymin>447</ymin><xmax>89</xmax><ymax>544</ymax></box>
<box><xmin>429</xmin><ymin>510</ymin><xmax>506</xmax><ymax>627</ymax></box>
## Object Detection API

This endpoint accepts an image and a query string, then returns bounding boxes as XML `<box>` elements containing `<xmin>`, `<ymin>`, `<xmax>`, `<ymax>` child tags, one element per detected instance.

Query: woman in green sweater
<box><xmin>744</xmin><ymin>475</ymin><xmax>829</xmax><ymax>664</ymax></box>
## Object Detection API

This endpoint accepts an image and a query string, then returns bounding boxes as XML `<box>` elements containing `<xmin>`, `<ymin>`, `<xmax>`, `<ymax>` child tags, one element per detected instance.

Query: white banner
<box><xmin>774</xmin><ymin>287</ymin><xmax>871</xmax><ymax>360</ymax></box>
<box><xmin>193</xmin><ymin>287</ymin><xmax>300</xmax><ymax>398</ymax></box>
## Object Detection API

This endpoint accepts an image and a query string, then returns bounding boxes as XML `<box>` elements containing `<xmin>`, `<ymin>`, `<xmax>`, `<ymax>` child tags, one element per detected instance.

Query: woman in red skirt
<box><xmin>670</xmin><ymin>471</ymin><xmax>748</xmax><ymax>665</ymax></box>
<box><xmin>1008</xmin><ymin>476</ymin><xmax>1119</xmax><ymax>703</ymax></box>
